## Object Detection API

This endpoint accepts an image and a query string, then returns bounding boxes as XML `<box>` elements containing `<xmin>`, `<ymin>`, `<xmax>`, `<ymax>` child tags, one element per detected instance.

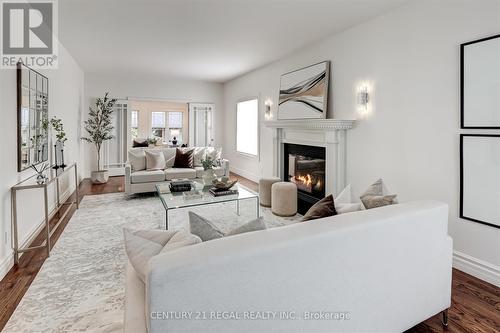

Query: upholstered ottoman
<box><xmin>271</xmin><ymin>182</ymin><xmax>297</xmax><ymax>217</ymax></box>
<box><xmin>259</xmin><ymin>177</ymin><xmax>281</xmax><ymax>207</ymax></box>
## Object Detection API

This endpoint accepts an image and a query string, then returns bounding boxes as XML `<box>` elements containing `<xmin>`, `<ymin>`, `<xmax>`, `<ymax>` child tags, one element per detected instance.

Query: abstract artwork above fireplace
<box><xmin>278</xmin><ymin>61</ymin><xmax>330</xmax><ymax>120</ymax></box>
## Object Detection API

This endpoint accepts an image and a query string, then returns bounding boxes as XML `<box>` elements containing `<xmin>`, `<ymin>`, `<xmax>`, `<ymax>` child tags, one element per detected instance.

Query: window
<box><xmin>168</xmin><ymin>112</ymin><xmax>183</xmax><ymax>142</ymax></box>
<box><xmin>131</xmin><ymin>110</ymin><xmax>139</xmax><ymax>139</ymax></box>
<box><xmin>151</xmin><ymin>111</ymin><xmax>166</xmax><ymax>139</ymax></box>
<box><xmin>151</xmin><ymin>111</ymin><xmax>165</xmax><ymax>128</ymax></box>
<box><xmin>168</xmin><ymin>112</ymin><xmax>183</xmax><ymax>128</ymax></box>
<box><xmin>131</xmin><ymin>110</ymin><xmax>138</xmax><ymax>128</ymax></box>
<box><xmin>236</xmin><ymin>98</ymin><xmax>258</xmax><ymax>156</ymax></box>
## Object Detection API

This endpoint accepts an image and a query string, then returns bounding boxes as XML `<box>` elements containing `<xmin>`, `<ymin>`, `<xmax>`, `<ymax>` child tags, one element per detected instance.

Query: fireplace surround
<box><xmin>265</xmin><ymin>119</ymin><xmax>355</xmax><ymax>214</ymax></box>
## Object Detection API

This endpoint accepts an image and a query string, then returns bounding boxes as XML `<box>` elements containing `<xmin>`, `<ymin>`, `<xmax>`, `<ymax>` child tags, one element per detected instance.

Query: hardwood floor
<box><xmin>230</xmin><ymin>171</ymin><xmax>259</xmax><ymax>192</ymax></box>
<box><xmin>0</xmin><ymin>177</ymin><xmax>123</xmax><ymax>330</ymax></box>
<box><xmin>407</xmin><ymin>268</ymin><xmax>500</xmax><ymax>332</ymax></box>
<box><xmin>0</xmin><ymin>174</ymin><xmax>498</xmax><ymax>332</ymax></box>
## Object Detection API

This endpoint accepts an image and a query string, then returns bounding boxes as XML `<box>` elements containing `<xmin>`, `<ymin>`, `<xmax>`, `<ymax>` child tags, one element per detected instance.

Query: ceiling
<box><xmin>59</xmin><ymin>0</ymin><xmax>409</xmax><ymax>83</ymax></box>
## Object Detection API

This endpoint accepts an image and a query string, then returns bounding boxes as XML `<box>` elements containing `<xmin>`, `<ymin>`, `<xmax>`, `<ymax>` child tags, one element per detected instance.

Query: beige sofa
<box><xmin>125</xmin><ymin>147</ymin><xmax>229</xmax><ymax>194</ymax></box>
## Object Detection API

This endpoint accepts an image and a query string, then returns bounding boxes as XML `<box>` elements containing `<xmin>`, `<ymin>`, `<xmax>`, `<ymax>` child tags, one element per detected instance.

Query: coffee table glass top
<box><xmin>155</xmin><ymin>181</ymin><xmax>258</xmax><ymax>210</ymax></box>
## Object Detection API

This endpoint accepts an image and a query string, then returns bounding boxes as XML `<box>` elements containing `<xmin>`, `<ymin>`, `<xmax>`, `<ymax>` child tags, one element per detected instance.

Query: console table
<box><xmin>11</xmin><ymin>163</ymin><xmax>79</xmax><ymax>264</ymax></box>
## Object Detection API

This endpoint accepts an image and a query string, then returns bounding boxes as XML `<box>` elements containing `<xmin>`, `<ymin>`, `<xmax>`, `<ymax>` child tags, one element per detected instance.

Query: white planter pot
<box><xmin>91</xmin><ymin>170</ymin><xmax>109</xmax><ymax>184</ymax></box>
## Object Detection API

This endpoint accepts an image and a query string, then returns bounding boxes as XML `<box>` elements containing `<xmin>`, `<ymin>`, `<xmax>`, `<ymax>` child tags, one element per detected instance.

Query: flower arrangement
<box><xmin>147</xmin><ymin>137</ymin><xmax>159</xmax><ymax>146</ymax></box>
<box><xmin>201</xmin><ymin>156</ymin><xmax>215</xmax><ymax>171</ymax></box>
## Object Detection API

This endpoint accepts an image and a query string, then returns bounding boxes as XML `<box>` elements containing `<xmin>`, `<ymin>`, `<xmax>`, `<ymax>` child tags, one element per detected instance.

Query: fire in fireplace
<box><xmin>288</xmin><ymin>156</ymin><xmax>325</xmax><ymax>195</ymax></box>
<box><xmin>283</xmin><ymin>143</ymin><xmax>326</xmax><ymax>214</ymax></box>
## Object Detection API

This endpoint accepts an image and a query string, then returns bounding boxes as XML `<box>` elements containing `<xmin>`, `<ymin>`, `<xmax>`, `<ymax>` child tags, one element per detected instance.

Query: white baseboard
<box><xmin>229</xmin><ymin>166</ymin><xmax>260</xmax><ymax>183</ymax></box>
<box><xmin>453</xmin><ymin>250</ymin><xmax>500</xmax><ymax>287</ymax></box>
<box><xmin>19</xmin><ymin>186</ymin><xmax>73</xmax><ymax>250</ymax></box>
<box><xmin>0</xmin><ymin>186</ymin><xmax>75</xmax><ymax>281</ymax></box>
<box><xmin>0</xmin><ymin>254</ymin><xmax>14</xmax><ymax>280</ymax></box>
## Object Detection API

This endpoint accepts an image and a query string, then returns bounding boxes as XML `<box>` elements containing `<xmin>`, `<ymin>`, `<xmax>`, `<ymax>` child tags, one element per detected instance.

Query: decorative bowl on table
<box><xmin>211</xmin><ymin>178</ymin><xmax>238</xmax><ymax>191</ymax></box>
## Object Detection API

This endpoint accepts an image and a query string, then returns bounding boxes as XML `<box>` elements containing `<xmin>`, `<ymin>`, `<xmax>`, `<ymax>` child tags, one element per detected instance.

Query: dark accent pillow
<box><xmin>133</xmin><ymin>139</ymin><xmax>148</xmax><ymax>148</ymax></box>
<box><xmin>301</xmin><ymin>194</ymin><xmax>337</xmax><ymax>222</ymax></box>
<box><xmin>173</xmin><ymin>148</ymin><xmax>194</xmax><ymax>168</ymax></box>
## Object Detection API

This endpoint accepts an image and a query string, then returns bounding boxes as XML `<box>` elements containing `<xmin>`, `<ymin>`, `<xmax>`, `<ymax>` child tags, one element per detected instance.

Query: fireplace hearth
<box><xmin>283</xmin><ymin>143</ymin><xmax>326</xmax><ymax>214</ymax></box>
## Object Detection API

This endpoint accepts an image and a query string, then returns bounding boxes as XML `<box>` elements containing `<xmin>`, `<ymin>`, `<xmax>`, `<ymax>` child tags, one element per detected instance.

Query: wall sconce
<box><xmin>357</xmin><ymin>85</ymin><xmax>370</xmax><ymax>113</ymax></box>
<box><xmin>264</xmin><ymin>99</ymin><xmax>273</xmax><ymax>120</ymax></box>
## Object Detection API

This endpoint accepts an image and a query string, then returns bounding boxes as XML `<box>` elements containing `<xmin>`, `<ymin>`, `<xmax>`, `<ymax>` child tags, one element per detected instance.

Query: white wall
<box><xmin>0</xmin><ymin>45</ymin><xmax>85</xmax><ymax>279</ymax></box>
<box><xmin>83</xmin><ymin>72</ymin><xmax>224</xmax><ymax>178</ymax></box>
<box><xmin>222</xmin><ymin>0</ymin><xmax>500</xmax><ymax>283</ymax></box>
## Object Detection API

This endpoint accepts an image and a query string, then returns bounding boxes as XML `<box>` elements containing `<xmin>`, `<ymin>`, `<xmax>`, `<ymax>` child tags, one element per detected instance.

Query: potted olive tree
<box><xmin>82</xmin><ymin>93</ymin><xmax>117</xmax><ymax>184</ymax></box>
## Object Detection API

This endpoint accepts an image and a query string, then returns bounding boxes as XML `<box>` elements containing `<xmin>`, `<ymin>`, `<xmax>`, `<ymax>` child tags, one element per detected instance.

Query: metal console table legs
<box><xmin>11</xmin><ymin>163</ymin><xmax>79</xmax><ymax>264</ymax></box>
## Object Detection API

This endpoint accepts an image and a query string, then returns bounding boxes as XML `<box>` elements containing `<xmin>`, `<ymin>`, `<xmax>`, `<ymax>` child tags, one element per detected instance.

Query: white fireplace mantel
<box><xmin>264</xmin><ymin>119</ymin><xmax>355</xmax><ymax>130</ymax></box>
<box><xmin>264</xmin><ymin>119</ymin><xmax>356</xmax><ymax>196</ymax></box>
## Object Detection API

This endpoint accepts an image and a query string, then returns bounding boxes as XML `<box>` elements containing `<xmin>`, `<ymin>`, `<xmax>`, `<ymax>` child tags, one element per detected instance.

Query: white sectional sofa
<box><xmin>125</xmin><ymin>147</ymin><xmax>229</xmax><ymax>194</ymax></box>
<box><xmin>124</xmin><ymin>200</ymin><xmax>453</xmax><ymax>332</ymax></box>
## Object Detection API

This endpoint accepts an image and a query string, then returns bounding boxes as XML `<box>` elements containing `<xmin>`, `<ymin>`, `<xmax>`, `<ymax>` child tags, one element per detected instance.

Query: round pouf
<box><xmin>271</xmin><ymin>182</ymin><xmax>297</xmax><ymax>217</ymax></box>
<box><xmin>259</xmin><ymin>177</ymin><xmax>281</xmax><ymax>207</ymax></box>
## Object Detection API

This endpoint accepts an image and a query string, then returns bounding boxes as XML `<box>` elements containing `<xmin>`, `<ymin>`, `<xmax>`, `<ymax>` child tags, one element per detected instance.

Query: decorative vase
<box><xmin>53</xmin><ymin>140</ymin><xmax>66</xmax><ymax>176</ymax></box>
<box><xmin>36</xmin><ymin>173</ymin><xmax>46</xmax><ymax>185</ymax></box>
<box><xmin>172</xmin><ymin>136</ymin><xmax>178</xmax><ymax>145</ymax></box>
<box><xmin>91</xmin><ymin>170</ymin><xmax>109</xmax><ymax>184</ymax></box>
<box><xmin>202</xmin><ymin>169</ymin><xmax>216</xmax><ymax>186</ymax></box>
<box><xmin>59</xmin><ymin>143</ymin><xmax>66</xmax><ymax>169</ymax></box>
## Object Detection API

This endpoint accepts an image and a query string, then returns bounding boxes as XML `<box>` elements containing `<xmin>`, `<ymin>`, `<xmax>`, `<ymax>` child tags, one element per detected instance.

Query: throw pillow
<box><xmin>161</xmin><ymin>229</ymin><xmax>202</xmax><ymax>253</ymax></box>
<box><xmin>193</xmin><ymin>147</ymin><xmax>206</xmax><ymax>167</ymax></box>
<box><xmin>360</xmin><ymin>179</ymin><xmax>398</xmax><ymax>209</ymax></box>
<box><xmin>123</xmin><ymin>228</ymin><xmax>178</xmax><ymax>283</ymax></box>
<box><xmin>334</xmin><ymin>184</ymin><xmax>363</xmax><ymax>214</ymax></box>
<box><xmin>225</xmin><ymin>217</ymin><xmax>267</xmax><ymax>236</ymax></box>
<box><xmin>188</xmin><ymin>212</ymin><xmax>224</xmax><ymax>241</ymax></box>
<box><xmin>301</xmin><ymin>194</ymin><xmax>337</xmax><ymax>221</ymax></box>
<box><xmin>361</xmin><ymin>195</ymin><xmax>398</xmax><ymax>209</ymax></box>
<box><xmin>206</xmin><ymin>147</ymin><xmax>222</xmax><ymax>161</ymax></box>
<box><xmin>215</xmin><ymin>147</ymin><xmax>222</xmax><ymax>160</ymax></box>
<box><xmin>123</xmin><ymin>228</ymin><xmax>201</xmax><ymax>283</ymax></box>
<box><xmin>132</xmin><ymin>139</ymin><xmax>148</xmax><ymax>148</ymax></box>
<box><xmin>128</xmin><ymin>150</ymin><xmax>146</xmax><ymax>171</ymax></box>
<box><xmin>164</xmin><ymin>148</ymin><xmax>177</xmax><ymax>168</ymax></box>
<box><xmin>145</xmin><ymin>150</ymin><xmax>166</xmax><ymax>170</ymax></box>
<box><xmin>174</xmin><ymin>148</ymin><xmax>194</xmax><ymax>168</ymax></box>
<box><xmin>361</xmin><ymin>178</ymin><xmax>384</xmax><ymax>197</ymax></box>
<box><xmin>189</xmin><ymin>212</ymin><xmax>267</xmax><ymax>241</ymax></box>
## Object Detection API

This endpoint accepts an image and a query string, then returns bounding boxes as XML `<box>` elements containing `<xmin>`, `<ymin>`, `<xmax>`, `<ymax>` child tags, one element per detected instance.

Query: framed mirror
<box><xmin>460</xmin><ymin>134</ymin><xmax>500</xmax><ymax>229</ymax></box>
<box><xmin>461</xmin><ymin>34</ymin><xmax>500</xmax><ymax>129</ymax></box>
<box><xmin>17</xmin><ymin>62</ymin><xmax>49</xmax><ymax>172</ymax></box>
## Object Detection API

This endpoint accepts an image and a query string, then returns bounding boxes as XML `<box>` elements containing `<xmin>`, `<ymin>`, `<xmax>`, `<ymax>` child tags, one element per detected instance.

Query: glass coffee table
<box><xmin>156</xmin><ymin>182</ymin><xmax>259</xmax><ymax>229</ymax></box>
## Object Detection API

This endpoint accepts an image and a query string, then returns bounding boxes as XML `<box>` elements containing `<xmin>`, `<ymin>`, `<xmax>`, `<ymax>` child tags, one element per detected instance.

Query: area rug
<box><xmin>3</xmin><ymin>190</ymin><xmax>301</xmax><ymax>333</ymax></box>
